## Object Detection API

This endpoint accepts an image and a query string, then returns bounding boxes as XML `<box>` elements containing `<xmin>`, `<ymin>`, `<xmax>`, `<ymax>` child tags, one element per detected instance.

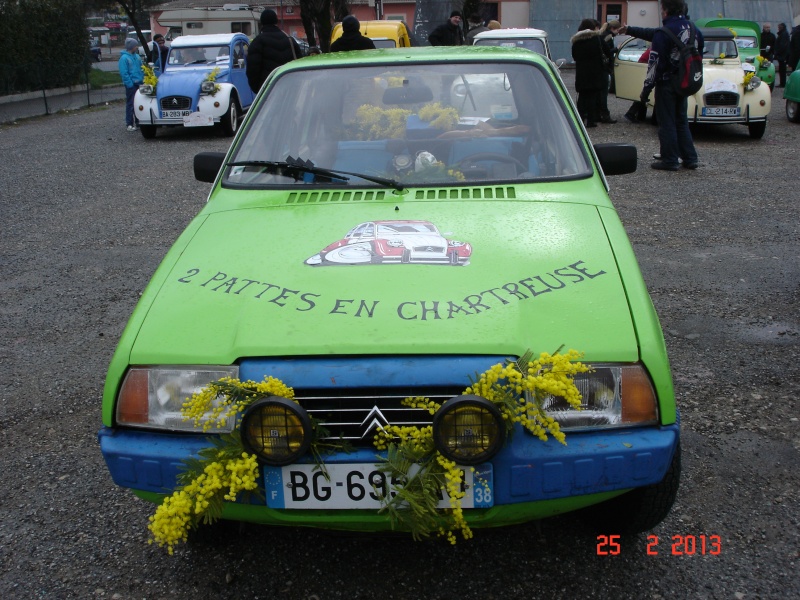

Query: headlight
<box><xmin>116</xmin><ymin>366</ymin><xmax>238</xmax><ymax>431</ymax></box>
<box><xmin>433</xmin><ymin>395</ymin><xmax>505</xmax><ymax>465</ymax></box>
<box><xmin>746</xmin><ymin>76</ymin><xmax>762</xmax><ymax>91</ymax></box>
<box><xmin>538</xmin><ymin>364</ymin><xmax>658</xmax><ymax>430</ymax></box>
<box><xmin>200</xmin><ymin>81</ymin><xmax>216</xmax><ymax>93</ymax></box>
<box><xmin>240</xmin><ymin>397</ymin><xmax>312</xmax><ymax>465</ymax></box>
<box><xmin>139</xmin><ymin>84</ymin><xmax>154</xmax><ymax>95</ymax></box>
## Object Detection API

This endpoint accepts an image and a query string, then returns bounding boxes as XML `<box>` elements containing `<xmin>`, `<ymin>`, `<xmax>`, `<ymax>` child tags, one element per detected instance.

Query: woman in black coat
<box><xmin>246</xmin><ymin>9</ymin><xmax>301</xmax><ymax>93</ymax></box>
<box><xmin>571</xmin><ymin>19</ymin><xmax>607</xmax><ymax>127</ymax></box>
<box><xmin>330</xmin><ymin>15</ymin><xmax>376</xmax><ymax>52</ymax></box>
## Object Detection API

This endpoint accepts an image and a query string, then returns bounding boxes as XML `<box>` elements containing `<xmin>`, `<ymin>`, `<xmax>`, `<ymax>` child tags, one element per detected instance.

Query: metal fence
<box><xmin>0</xmin><ymin>58</ymin><xmax>125</xmax><ymax>124</ymax></box>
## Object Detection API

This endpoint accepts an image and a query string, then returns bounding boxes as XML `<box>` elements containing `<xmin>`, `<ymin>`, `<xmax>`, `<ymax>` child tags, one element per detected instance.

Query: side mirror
<box><xmin>194</xmin><ymin>152</ymin><xmax>226</xmax><ymax>183</ymax></box>
<box><xmin>593</xmin><ymin>143</ymin><xmax>637</xmax><ymax>176</ymax></box>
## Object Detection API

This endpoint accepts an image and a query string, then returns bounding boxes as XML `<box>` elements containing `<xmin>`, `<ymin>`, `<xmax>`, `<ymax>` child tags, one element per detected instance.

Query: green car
<box><xmin>694</xmin><ymin>18</ymin><xmax>776</xmax><ymax>90</ymax></box>
<box><xmin>784</xmin><ymin>68</ymin><xmax>800</xmax><ymax>122</ymax></box>
<box><xmin>99</xmin><ymin>47</ymin><xmax>680</xmax><ymax>545</ymax></box>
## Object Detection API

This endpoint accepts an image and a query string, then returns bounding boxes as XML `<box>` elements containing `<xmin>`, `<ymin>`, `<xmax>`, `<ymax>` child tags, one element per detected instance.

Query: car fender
<box><xmin>742</xmin><ymin>82</ymin><xmax>772</xmax><ymax>117</ymax></box>
<box><xmin>197</xmin><ymin>83</ymin><xmax>236</xmax><ymax>118</ymax></box>
<box><xmin>783</xmin><ymin>70</ymin><xmax>800</xmax><ymax>102</ymax></box>
<box><xmin>133</xmin><ymin>90</ymin><xmax>159</xmax><ymax>124</ymax></box>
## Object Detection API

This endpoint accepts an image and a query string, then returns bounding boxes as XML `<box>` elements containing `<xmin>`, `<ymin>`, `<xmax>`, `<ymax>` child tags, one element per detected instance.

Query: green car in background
<box><xmin>694</xmin><ymin>18</ymin><xmax>776</xmax><ymax>90</ymax></box>
<box><xmin>784</xmin><ymin>68</ymin><xmax>800</xmax><ymax>122</ymax></box>
<box><xmin>99</xmin><ymin>46</ymin><xmax>681</xmax><ymax>542</ymax></box>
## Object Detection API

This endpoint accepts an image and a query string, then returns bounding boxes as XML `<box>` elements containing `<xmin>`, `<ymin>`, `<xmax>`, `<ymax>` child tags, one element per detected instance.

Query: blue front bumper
<box><xmin>98</xmin><ymin>422</ymin><xmax>679</xmax><ymax>505</ymax></box>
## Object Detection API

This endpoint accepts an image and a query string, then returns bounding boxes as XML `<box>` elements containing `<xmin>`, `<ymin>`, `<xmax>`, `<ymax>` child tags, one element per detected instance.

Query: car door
<box><xmin>613</xmin><ymin>36</ymin><xmax>648</xmax><ymax>101</ymax></box>
<box><xmin>230</xmin><ymin>40</ymin><xmax>255</xmax><ymax>108</ymax></box>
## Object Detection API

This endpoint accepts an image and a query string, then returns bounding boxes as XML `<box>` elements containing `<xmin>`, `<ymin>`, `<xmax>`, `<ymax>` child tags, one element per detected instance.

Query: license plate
<box><xmin>183</xmin><ymin>112</ymin><xmax>214</xmax><ymax>127</ymax></box>
<box><xmin>263</xmin><ymin>463</ymin><xmax>494</xmax><ymax>509</ymax></box>
<box><xmin>163</xmin><ymin>110</ymin><xmax>190</xmax><ymax>118</ymax></box>
<box><xmin>702</xmin><ymin>107</ymin><xmax>740</xmax><ymax>116</ymax></box>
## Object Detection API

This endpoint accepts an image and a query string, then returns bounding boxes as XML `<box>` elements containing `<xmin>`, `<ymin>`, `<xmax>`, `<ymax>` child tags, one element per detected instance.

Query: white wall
<box><xmin>501</xmin><ymin>1</ymin><xmax>532</xmax><ymax>28</ymax></box>
<box><xmin>627</xmin><ymin>1</ymin><xmax>661</xmax><ymax>28</ymax></box>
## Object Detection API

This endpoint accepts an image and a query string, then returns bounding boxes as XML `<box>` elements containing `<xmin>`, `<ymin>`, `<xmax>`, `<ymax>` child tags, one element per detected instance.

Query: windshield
<box><xmin>373</xmin><ymin>39</ymin><xmax>398</xmax><ymax>49</ymax></box>
<box><xmin>474</xmin><ymin>38</ymin><xmax>547</xmax><ymax>57</ymax></box>
<box><xmin>376</xmin><ymin>222</ymin><xmax>438</xmax><ymax>234</ymax></box>
<box><xmin>704</xmin><ymin>39</ymin><xmax>738</xmax><ymax>58</ymax></box>
<box><xmin>734</xmin><ymin>36</ymin><xmax>757</xmax><ymax>49</ymax></box>
<box><xmin>168</xmin><ymin>45</ymin><xmax>230</xmax><ymax>66</ymax></box>
<box><xmin>226</xmin><ymin>61</ymin><xmax>590</xmax><ymax>188</ymax></box>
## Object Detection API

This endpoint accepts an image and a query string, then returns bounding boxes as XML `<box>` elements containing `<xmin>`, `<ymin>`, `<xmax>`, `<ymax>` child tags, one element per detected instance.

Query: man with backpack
<box><xmin>620</xmin><ymin>0</ymin><xmax>703</xmax><ymax>171</ymax></box>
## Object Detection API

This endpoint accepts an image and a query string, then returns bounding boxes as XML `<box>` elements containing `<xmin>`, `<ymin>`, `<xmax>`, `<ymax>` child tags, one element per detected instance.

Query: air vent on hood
<box><xmin>414</xmin><ymin>187</ymin><xmax>516</xmax><ymax>200</ymax></box>
<box><xmin>287</xmin><ymin>190</ymin><xmax>388</xmax><ymax>204</ymax></box>
<box><xmin>286</xmin><ymin>187</ymin><xmax>516</xmax><ymax>204</ymax></box>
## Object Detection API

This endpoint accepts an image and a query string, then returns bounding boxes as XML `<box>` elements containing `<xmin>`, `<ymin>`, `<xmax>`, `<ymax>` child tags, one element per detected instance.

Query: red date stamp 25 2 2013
<box><xmin>596</xmin><ymin>534</ymin><xmax>722</xmax><ymax>556</ymax></box>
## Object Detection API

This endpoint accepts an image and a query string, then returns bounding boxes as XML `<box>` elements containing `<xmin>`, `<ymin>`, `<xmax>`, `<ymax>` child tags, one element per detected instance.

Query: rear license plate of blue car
<box><xmin>263</xmin><ymin>463</ymin><xmax>493</xmax><ymax>509</ymax></box>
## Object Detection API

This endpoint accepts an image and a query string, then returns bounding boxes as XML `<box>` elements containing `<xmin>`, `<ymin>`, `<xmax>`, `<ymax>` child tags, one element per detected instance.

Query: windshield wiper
<box><xmin>226</xmin><ymin>156</ymin><xmax>405</xmax><ymax>191</ymax></box>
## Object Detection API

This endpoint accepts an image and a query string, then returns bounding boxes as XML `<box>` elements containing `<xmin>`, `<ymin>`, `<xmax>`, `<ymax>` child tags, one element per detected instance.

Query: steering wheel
<box><xmin>457</xmin><ymin>152</ymin><xmax>528</xmax><ymax>173</ymax></box>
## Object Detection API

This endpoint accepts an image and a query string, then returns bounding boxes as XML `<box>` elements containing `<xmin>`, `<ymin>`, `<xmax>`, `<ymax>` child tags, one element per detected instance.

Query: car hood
<box><xmin>128</xmin><ymin>198</ymin><xmax>639</xmax><ymax>364</ymax></box>
<box><xmin>699</xmin><ymin>62</ymin><xmax>747</xmax><ymax>90</ymax></box>
<box><xmin>157</xmin><ymin>67</ymin><xmax>229</xmax><ymax>97</ymax></box>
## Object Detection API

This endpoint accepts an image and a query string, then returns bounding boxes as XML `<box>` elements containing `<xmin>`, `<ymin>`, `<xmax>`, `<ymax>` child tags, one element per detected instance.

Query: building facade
<box><xmin>148</xmin><ymin>0</ymin><xmax>800</xmax><ymax>61</ymax></box>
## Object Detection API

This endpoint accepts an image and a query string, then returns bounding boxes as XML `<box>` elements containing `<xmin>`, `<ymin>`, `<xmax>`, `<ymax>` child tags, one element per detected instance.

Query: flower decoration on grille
<box><xmin>147</xmin><ymin>348</ymin><xmax>588</xmax><ymax>553</ymax></box>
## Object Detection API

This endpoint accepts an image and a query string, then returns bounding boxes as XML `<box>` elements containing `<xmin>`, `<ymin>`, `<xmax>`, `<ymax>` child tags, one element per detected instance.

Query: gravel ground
<box><xmin>0</xmin><ymin>70</ymin><xmax>798</xmax><ymax>599</ymax></box>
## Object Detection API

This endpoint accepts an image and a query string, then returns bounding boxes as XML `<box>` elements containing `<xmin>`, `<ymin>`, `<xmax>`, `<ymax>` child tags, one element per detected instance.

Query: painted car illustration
<box><xmin>134</xmin><ymin>33</ymin><xmax>255</xmax><ymax>138</ymax></box>
<box><xmin>305</xmin><ymin>220</ymin><xmax>472</xmax><ymax>266</ymax></box>
<box><xmin>100</xmin><ymin>47</ymin><xmax>681</xmax><ymax>545</ymax></box>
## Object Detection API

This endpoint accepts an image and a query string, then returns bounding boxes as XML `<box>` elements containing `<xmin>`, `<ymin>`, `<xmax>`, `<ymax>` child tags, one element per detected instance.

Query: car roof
<box><xmin>699</xmin><ymin>27</ymin><xmax>736</xmax><ymax>41</ymax></box>
<box><xmin>360</xmin><ymin>20</ymin><xmax>408</xmax><ymax>32</ymax></box>
<box><xmin>171</xmin><ymin>34</ymin><xmax>246</xmax><ymax>47</ymax></box>
<box><xmin>473</xmin><ymin>28</ymin><xmax>548</xmax><ymax>40</ymax></box>
<box><xmin>694</xmin><ymin>18</ymin><xmax>760</xmax><ymax>36</ymax></box>
<box><xmin>373</xmin><ymin>220</ymin><xmax>431</xmax><ymax>225</ymax></box>
<box><xmin>281</xmin><ymin>46</ymin><xmax>550</xmax><ymax>69</ymax></box>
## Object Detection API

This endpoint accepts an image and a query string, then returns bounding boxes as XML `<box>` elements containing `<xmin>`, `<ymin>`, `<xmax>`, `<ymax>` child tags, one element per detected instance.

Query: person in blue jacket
<box><xmin>621</xmin><ymin>0</ymin><xmax>703</xmax><ymax>171</ymax></box>
<box><xmin>119</xmin><ymin>38</ymin><xmax>144</xmax><ymax>132</ymax></box>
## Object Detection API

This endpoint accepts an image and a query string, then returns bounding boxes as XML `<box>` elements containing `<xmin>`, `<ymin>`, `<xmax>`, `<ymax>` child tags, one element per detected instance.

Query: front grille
<box><xmin>412</xmin><ymin>246</ymin><xmax>445</xmax><ymax>253</ymax></box>
<box><xmin>160</xmin><ymin>96</ymin><xmax>192</xmax><ymax>111</ymax></box>
<box><xmin>295</xmin><ymin>386</ymin><xmax>459</xmax><ymax>445</ymax></box>
<box><xmin>237</xmin><ymin>355</ymin><xmax>509</xmax><ymax>448</ymax></box>
<box><xmin>704</xmin><ymin>91</ymin><xmax>739</xmax><ymax>106</ymax></box>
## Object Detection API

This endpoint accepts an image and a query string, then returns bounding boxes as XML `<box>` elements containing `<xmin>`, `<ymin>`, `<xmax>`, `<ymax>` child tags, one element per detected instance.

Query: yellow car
<box><xmin>330</xmin><ymin>20</ymin><xmax>414</xmax><ymax>49</ymax></box>
<box><xmin>614</xmin><ymin>27</ymin><xmax>771</xmax><ymax>139</ymax></box>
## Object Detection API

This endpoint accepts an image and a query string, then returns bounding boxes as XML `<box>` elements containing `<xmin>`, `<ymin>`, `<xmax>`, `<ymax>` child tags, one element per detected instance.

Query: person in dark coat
<box><xmin>774</xmin><ymin>22</ymin><xmax>790</xmax><ymax>87</ymax></box>
<box><xmin>598</xmin><ymin>20</ymin><xmax>620</xmax><ymax>123</ymax></box>
<box><xmin>760</xmin><ymin>23</ymin><xmax>776</xmax><ymax>61</ymax></box>
<box><xmin>789</xmin><ymin>24</ymin><xmax>800</xmax><ymax>72</ymax></box>
<box><xmin>465</xmin><ymin>14</ymin><xmax>489</xmax><ymax>45</ymax></box>
<box><xmin>623</xmin><ymin>0</ymin><xmax>701</xmax><ymax>171</ymax></box>
<box><xmin>246</xmin><ymin>9</ymin><xmax>301</xmax><ymax>93</ymax></box>
<box><xmin>149</xmin><ymin>33</ymin><xmax>169</xmax><ymax>73</ymax></box>
<box><xmin>428</xmin><ymin>11</ymin><xmax>465</xmax><ymax>46</ymax></box>
<box><xmin>571</xmin><ymin>19</ymin><xmax>606</xmax><ymax>127</ymax></box>
<box><xmin>330</xmin><ymin>15</ymin><xmax>376</xmax><ymax>52</ymax></box>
